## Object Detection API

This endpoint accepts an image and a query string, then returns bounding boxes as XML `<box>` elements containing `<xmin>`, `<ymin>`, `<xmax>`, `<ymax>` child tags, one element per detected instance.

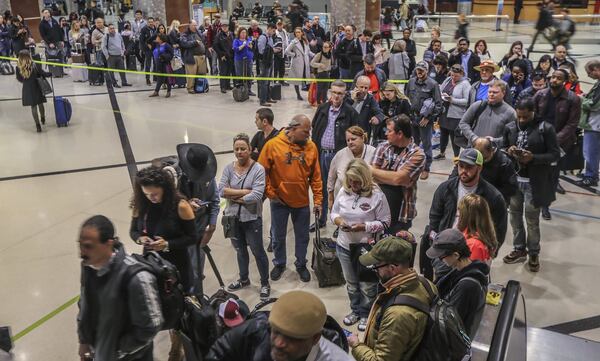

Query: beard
<box><xmin>294</xmin><ymin>139</ymin><xmax>308</xmax><ymax>146</ymax></box>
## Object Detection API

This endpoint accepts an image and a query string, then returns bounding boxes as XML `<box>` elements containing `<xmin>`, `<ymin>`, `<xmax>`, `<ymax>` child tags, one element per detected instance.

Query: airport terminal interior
<box><xmin>1</xmin><ymin>3</ymin><xmax>600</xmax><ymax>361</ymax></box>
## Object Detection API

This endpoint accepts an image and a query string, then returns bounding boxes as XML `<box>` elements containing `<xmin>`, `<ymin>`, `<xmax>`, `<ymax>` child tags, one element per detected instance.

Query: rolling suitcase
<box><xmin>126</xmin><ymin>54</ymin><xmax>137</xmax><ymax>71</ymax></box>
<box><xmin>71</xmin><ymin>43</ymin><xmax>88</xmax><ymax>82</ymax></box>
<box><xmin>311</xmin><ymin>212</ymin><xmax>345</xmax><ymax>288</ymax></box>
<box><xmin>46</xmin><ymin>47</ymin><xmax>64</xmax><ymax>78</ymax></box>
<box><xmin>88</xmin><ymin>51</ymin><xmax>105</xmax><ymax>86</ymax></box>
<box><xmin>173</xmin><ymin>66</ymin><xmax>187</xmax><ymax>88</ymax></box>
<box><xmin>269</xmin><ymin>83</ymin><xmax>281</xmax><ymax>100</ymax></box>
<box><xmin>49</xmin><ymin>76</ymin><xmax>72</xmax><ymax>127</ymax></box>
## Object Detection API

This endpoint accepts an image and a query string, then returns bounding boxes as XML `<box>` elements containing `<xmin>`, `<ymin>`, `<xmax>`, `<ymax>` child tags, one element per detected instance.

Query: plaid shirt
<box><xmin>372</xmin><ymin>141</ymin><xmax>425</xmax><ymax>222</ymax></box>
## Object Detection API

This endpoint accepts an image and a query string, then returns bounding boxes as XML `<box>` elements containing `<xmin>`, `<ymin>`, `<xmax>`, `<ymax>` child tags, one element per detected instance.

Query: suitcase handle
<box><xmin>314</xmin><ymin>208</ymin><xmax>321</xmax><ymax>242</ymax></box>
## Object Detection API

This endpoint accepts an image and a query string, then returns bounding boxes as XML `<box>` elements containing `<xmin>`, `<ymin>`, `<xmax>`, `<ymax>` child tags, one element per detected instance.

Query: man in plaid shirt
<box><xmin>371</xmin><ymin>115</ymin><xmax>425</xmax><ymax>233</ymax></box>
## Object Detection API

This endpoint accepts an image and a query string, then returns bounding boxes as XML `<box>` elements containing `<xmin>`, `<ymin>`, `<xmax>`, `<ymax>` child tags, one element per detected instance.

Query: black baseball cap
<box><xmin>426</xmin><ymin>229</ymin><xmax>467</xmax><ymax>259</ymax></box>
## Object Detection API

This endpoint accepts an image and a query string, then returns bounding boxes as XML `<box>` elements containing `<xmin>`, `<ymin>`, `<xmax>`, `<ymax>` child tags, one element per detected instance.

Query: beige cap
<box><xmin>268</xmin><ymin>291</ymin><xmax>327</xmax><ymax>339</ymax></box>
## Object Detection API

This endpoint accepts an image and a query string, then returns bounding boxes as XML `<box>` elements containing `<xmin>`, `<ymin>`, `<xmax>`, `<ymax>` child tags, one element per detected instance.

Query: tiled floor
<box><xmin>1</xmin><ymin>22</ymin><xmax>599</xmax><ymax>360</ymax></box>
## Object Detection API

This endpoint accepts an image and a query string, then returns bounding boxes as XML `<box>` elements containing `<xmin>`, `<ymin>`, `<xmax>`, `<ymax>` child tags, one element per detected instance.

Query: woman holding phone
<box><xmin>330</xmin><ymin>159</ymin><xmax>390</xmax><ymax>332</ymax></box>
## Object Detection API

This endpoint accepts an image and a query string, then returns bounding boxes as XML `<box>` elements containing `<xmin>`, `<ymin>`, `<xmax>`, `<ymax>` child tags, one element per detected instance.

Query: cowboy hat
<box><xmin>474</xmin><ymin>59</ymin><xmax>501</xmax><ymax>72</ymax></box>
<box><xmin>176</xmin><ymin>143</ymin><xmax>217</xmax><ymax>184</ymax></box>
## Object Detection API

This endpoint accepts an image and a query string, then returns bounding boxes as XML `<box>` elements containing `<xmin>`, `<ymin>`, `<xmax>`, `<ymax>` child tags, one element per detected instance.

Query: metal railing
<box><xmin>413</xmin><ymin>14</ymin><xmax>511</xmax><ymax>31</ymax></box>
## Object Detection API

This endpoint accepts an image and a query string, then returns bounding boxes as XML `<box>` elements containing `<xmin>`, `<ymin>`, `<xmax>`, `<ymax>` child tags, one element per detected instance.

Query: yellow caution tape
<box><xmin>0</xmin><ymin>55</ymin><xmax>408</xmax><ymax>84</ymax></box>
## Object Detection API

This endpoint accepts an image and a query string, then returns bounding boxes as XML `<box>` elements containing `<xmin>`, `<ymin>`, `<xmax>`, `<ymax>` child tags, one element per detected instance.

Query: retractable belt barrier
<box><xmin>0</xmin><ymin>55</ymin><xmax>409</xmax><ymax>84</ymax></box>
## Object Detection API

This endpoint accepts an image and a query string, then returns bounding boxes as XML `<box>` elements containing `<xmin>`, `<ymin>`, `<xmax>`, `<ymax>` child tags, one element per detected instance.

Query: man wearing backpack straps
<box><xmin>77</xmin><ymin>215</ymin><xmax>163</xmax><ymax>361</ymax></box>
<box><xmin>426</xmin><ymin>229</ymin><xmax>490</xmax><ymax>338</ymax></box>
<box><xmin>348</xmin><ymin>235</ymin><xmax>437</xmax><ymax>361</ymax></box>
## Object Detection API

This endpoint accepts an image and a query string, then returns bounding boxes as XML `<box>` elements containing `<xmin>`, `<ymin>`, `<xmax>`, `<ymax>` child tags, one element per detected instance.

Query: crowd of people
<box><xmin>2</xmin><ymin>1</ymin><xmax>599</xmax><ymax>360</ymax></box>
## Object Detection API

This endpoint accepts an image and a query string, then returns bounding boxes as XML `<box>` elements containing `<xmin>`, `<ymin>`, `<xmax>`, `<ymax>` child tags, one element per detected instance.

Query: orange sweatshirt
<box><xmin>258</xmin><ymin>131</ymin><xmax>323</xmax><ymax>208</ymax></box>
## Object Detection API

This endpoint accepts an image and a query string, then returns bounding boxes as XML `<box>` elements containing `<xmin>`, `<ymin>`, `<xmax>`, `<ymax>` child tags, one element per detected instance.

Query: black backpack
<box><xmin>126</xmin><ymin>251</ymin><xmax>186</xmax><ymax>331</ymax></box>
<box><xmin>376</xmin><ymin>276</ymin><xmax>472</xmax><ymax>361</ymax></box>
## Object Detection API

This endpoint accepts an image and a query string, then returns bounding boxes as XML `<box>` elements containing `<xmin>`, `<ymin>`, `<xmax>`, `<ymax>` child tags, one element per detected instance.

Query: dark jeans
<box><xmin>412</xmin><ymin>122</ymin><xmax>433</xmax><ymax>171</ymax></box>
<box><xmin>379</xmin><ymin>184</ymin><xmax>413</xmax><ymax>234</ymax></box>
<box><xmin>439</xmin><ymin>127</ymin><xmax>460</xmax><ymax>157</ymax></box>
<box><xmin>316</xmin><ymin>71</ymin><xmax>330</xmax><ymax>104</ymax></box>
<box><xmin>106</xmin><ymin>55</ymin><xmax>128</xmax><ymax>85</ymax></box>
<box><xmin>270</xmin><ymin>201</ymin><xmax>310</xmax><ymax>268</ymax></box>
<box><xmin>144</xmin><ymin>48</ymin><xmax>153</xmax><ymax>80</ymax></box>
<box><xmin>274</xmin><ymin>56</ymin><xmax>285</xmax><ymax>81</ymax></box>
<box><xmin>319</xmin><ymin>150</ymin><xmax>335</xmax><ymax>225</ymax></box>
<box><xmin>218</xmin><ymin>57</ymin><xmax>234</xmax><ymax>90</ymax></box>
<box><xmin>339</xmin><ymin>67</ymin><xmax>351</xmax><ymax>89</ymax></box>
<box><xmin>234</xmin><ymin>58</ymin><xmax>253</xmax><ymax>88</ymax></box>
<box><xmin>258</xmin><ymin>62</ymin><xmax>272</xmax><ymax>103</ymax></box>
<box><xmin>336</xmin><ymin>244</ymin><xmax>378</xmax><ymax>318</ymax></box>
<box><xmin>154</xmin><ymin>69</ymin><xmax>171</xmax><ymax>93</ymax></box>
<box><xmin>231</xmin><ymin>218</ymin><xmax>269</xmax><ymax>285</ymax></box>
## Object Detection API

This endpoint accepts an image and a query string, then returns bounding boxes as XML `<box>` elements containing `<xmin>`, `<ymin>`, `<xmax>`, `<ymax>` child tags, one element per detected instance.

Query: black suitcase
<box><xmin>270</xmin><ymin>83</ymin><xmax>281</xmax><ymax>100</ymax></box>
<box><xmin>560</xmin><ymin>132</ymin><xmax>584</xmax><ymax>171</ymax></box>
<box><xmin>126</xmin><ymin>55</ymin><xmax>137</xmax><ymax>71</ymax></box>
<box><xmin>311</xmin><ymin>213</ymin><xmax>345</xmax><ymax>288</ymax></box>
<box><xmin>47</xmin><ymin>57</ymin><xmax>64</xmax><ymax>78</ymax></box>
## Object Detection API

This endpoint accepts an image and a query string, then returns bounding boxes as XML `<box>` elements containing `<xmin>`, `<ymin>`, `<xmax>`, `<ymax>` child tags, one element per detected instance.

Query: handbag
<box><xmin>221</xmin><ymin>162</ymin><xmax>255</xmax><ymax>239</ymax></box>
<box><xmin>349</xmin><ymin>222</ymin><xmax>392</xmax><ymax>283</ymax></box>
<box><xmin>37</xmin><ymin>75</ymin><xmax>53</xmax><ymax>95</ymax></box>
<box><xmin>171</xmin><ymin>49</ymin><xmax>183</xmax><ymax>71</ymax></box>
<box><xmin>454</xmin><ymin>100</ymin><xmax>487</xmax><ymax>148</ymax></box>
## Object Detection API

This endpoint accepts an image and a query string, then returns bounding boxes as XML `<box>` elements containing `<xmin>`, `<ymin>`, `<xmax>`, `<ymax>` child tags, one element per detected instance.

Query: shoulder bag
<box><xmin>221</xmin><ymin>162</ymin><xmax>255</xmax><ymax>239</ymax></box>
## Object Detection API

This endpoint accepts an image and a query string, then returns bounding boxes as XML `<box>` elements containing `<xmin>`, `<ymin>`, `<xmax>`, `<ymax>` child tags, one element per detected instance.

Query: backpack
<box><xmin>375</xmin><ymin>276</ymin><xmax>472</xmax><ymax>361</ymax></box>
<box><xmin>126</xmin><ymin>251</ymin><xmax>186</xmax><ymax>331</ymax></box>
<box><xmin>151</xmin><ymin>155</ymin><xmax>182</xmax><ymax>187</ymax></box>
<box><xmin>0</xmin><ymin>62</ymin><xmax>14</xmax><ymax>75</ymax></box>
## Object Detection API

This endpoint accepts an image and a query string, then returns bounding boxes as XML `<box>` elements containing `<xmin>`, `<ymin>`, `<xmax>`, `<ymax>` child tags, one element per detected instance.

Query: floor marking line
<box><xmin>11</xmin><ymin>295</ymin><xmax>80</xmax><ymax>342</ymax></box>
<box><xmin>543</xmin><ymin>315</ymin><xmax>600</xmax><ymax>335</ymax></box>
<box><xmin>106</xmin><ymin>82</ymin><xmax>138</xmax><ymax>185</ymax></box>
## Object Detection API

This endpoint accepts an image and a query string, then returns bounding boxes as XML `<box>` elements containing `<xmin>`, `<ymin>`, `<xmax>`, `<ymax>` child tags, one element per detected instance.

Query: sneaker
<box><xmin>578</xmin><ymin>177</ymin><xmax>599</xmax><ymax>187</ymax></box>
<box><xmin>541</xmin><ymin>207</ymin><xmax>552</xmax><ymax>220</ymax></box>
<box><xmin>528</xmin><ymin>255</ymin><xmax>540</xmax><ymax>272</ymax></box>
<box><xmin>259</xmin><ymin>102</ymin><xmax>271</xmax><ymax>107</ymax></box>
<box><xmin>260</xmin><ymin>284</ymin><xmax>271</xmax><ymax>299</ymax></box>
<box><xmin>297</xmin><ymin>266</ymin><xmax>311</xmax><ymax>282</ymax></box>
<box><xmin>358</xmin><ymin>318</ymin><xmax>368</xmax><ymax>332</ymax></box>
<box><xmin>343</xmin><ymin>312</ymin><xmax>359</xmax><ymax>326</ymax></box>
<box><xmin>433</xmin><ymin>153</ymin><xmax>446</xmax><ymax>160</ymax></box>
<box><xmin>503</xmin><ymin>249</ymin><xmax>528</xmax><ymax>264</ymax></box>
<box><xmin>227</xmin><ymin>279</ymin><xmax>250</xmax><ymax>291</ymax></box>
<box><xmin>248</xmin><ymin>90</ymin><xmax>257</xmax><ymax>96</ymax></box>
<box><xmin>309</xmin><ymin>222</ymin><xmax>326</xmax><ymax>232</ymax></box>
<box><xmin>270</xmin><ymin>265</ymin><xmax>286</xmax><ymax>281</ymax></box>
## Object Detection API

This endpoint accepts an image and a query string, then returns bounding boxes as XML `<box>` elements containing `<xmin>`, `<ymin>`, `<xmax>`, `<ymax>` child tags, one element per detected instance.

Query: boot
<box><xmin>35</xmin><ymin>123</ymin><xmax>42</xmax><ymax>133</ymax></box>
<box><xmin>40</xmin><ymin>117</ymin><xmax>46</xmax><ymax>125</ymax></box>
<box><xmin>149</xmin><ymin>92</ymin><xmax>159</xmax><ymax>97</ymax></box>
<box><xmin>146</xmin><ymin>78</ymin><xmax>152</xmax><ymax>86</ymax></box>
<box><xmin>165</xmin><ymin>91</ymin><xmax>171</xmax><ymax>98</ymax></box>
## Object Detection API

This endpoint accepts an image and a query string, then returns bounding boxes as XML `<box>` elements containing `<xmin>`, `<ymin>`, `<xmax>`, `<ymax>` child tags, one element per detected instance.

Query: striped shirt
<box><xmin>372</xmin><ymin>141</ymin><xmax>425</xmax><ymax>222</ymax></box>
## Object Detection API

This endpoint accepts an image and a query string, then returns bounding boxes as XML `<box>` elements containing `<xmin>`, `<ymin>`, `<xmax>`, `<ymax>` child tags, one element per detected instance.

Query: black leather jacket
<box><xmin>311</xmin><ymin>101</ymin><xmax>360</xmax><ymax>153</ymax></box>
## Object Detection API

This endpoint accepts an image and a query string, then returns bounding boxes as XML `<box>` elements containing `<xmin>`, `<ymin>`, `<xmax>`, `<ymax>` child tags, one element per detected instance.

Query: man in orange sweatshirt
<box><xmin>258</xmin><ymin>114</ymin><xmax>323</xmax><ymax>283</ymax></box>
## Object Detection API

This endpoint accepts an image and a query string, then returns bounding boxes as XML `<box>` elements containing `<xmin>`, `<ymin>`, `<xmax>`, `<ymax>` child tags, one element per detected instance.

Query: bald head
<box><xmin>287</xmin><ymin>115</ymin><xmax>311</xmax><ymax>146</ymax></box>
<box><xmin>355</xmin><ymin>76</ymin><xmax>371</xmax><ymax>100</ymax></box>
<box><xmin>473</xmin><ymin>137</ymin><xmax>494</xmax><ymax>162</ymax></box>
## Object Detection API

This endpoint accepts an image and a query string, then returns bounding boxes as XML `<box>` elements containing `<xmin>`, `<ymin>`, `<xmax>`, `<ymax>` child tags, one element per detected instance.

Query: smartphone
<box><xmin>340</xmin><ymin>224</ymin><xmax>352</xmax><ymax>232</ymax></box>
<box><xmin>342</xmin><ymin>328</ymin><xmax>353</xmax><ymax>338</ymax></box>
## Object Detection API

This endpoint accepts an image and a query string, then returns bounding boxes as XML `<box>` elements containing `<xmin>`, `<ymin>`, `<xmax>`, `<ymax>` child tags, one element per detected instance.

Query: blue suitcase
<box><xmin>54</xmin><ymin>96</ymin><xmax>72</xmax><ymax>127</ymax></box>
<box><xmin>194</xmin><ymin>78</ymin><xmax>209</xmax><ymax>93</ymax></box>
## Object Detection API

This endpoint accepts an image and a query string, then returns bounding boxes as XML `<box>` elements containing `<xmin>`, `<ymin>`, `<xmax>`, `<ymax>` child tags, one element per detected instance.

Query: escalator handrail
<box><xmin>487</xmin><ymin>280</ymin><xmax>523</xmax><ymax>361</ymax></box>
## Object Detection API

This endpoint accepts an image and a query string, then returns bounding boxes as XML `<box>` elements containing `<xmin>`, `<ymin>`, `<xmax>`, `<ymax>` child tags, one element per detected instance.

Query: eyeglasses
<box><xmin>369</xmin><ymin>263</ymin><xmax>390</xmax><ymax>271</ymax></box>
<box><xmin>451</xmin><ymin>67</ymin><xmax>462</xmax><ymax>73</ymax></box>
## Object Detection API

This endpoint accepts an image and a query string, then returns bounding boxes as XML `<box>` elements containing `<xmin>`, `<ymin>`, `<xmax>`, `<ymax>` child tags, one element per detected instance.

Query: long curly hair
<box><xmin>457</xmin><ymin>193</ymin><xmax>498</xmax><ymax>256</ymax></box>
<box><xmin>17</xmin><ymin>50</ymin><xmax>33</xmax><ymax>79</ymax></box>
<box><xmin>131</xmin><ymin>166</ymin><xmax>184</xmax><ymax>218</ymax></box>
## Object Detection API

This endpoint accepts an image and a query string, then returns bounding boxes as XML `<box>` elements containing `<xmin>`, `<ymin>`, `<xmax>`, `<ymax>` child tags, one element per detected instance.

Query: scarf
<box><xmin>363</xmin><ymin>269</ymin><xmax>419</xmax><ymax>337</ymax></box>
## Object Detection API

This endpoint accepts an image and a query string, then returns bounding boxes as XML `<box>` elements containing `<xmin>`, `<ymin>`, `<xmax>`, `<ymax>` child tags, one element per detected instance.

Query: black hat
<box><xmin>176</xmin><ymin>143</ymin><xmax>217</xmax><ymax>184</ymax></box>
<box><xmin>426</xmin><ymin>229</ymin><xmax>467</xmax><ymax>259</ymax></box>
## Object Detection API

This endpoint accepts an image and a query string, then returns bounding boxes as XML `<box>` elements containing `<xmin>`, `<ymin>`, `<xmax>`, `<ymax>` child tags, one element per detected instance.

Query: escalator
<box><xmin>474</xmin><ymin>280</ymin><xmax>600</xmax><ymax>361</ymax></box>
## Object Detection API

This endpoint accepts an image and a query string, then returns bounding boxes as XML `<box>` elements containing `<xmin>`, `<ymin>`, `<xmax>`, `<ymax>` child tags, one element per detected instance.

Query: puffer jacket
<box><xmin>406</xmin><ymin>76</ymin><xmax>443</xmax><ymax>123</ymax></box>
<box><xmin>258</xmin><ymin>131</ymin><xmax>323</xmax><ymax>208</ymax></box>
<box><xmin>435</xmin><ymin>261</ymin><xmax>490</xmax><ymax>338</ymax></box>
<box><xmin>352</xmin><ymin>270</ymin><xmax>437</xmax><ymax>361</ymax></box>
<box><xmin>78</xmin><ymin>242</ymin><xmax>163</xmax><ymax>361</ymax></box>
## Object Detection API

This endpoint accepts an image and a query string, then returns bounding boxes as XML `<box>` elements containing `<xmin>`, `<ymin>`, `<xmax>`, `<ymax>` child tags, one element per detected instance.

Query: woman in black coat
<box><xmin>16</xmin><ymin>50</ymin><xmax>50</xmax><ymax>132</ymax></box>
<box><xmin>376</xmin><ymin>82</ymin><xmax>411</xmax><ymax>145</ymax></box>
<box><xmin>149</xmin><ymin>33</ymin><xmax>174</xmax><ymax>98</ymax></box>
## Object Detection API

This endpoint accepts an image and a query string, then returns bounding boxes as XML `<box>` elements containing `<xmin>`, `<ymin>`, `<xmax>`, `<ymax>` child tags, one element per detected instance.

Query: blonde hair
<box><xmin>346</xmin><ymin>125</ymin><xmax>367</xmax><ymax>143</ymax></box>
<box><xmin>17</xmin><ymin>50</ymin><xmax>33</xmax><ymax>79</ymax></box>
<box><xmin>169</xmin><ymin>20</ymin><xmax>181</xmax><ymax>33</ymax></box>
<box><xmin>457</xmin><ymin>193</ymin><xmax>498</xmax><ymax>256</ymax></box>
<box><xmin>342</xmin><ymin>159</ymin><xmax>375</xmax><ymax>197</ymax></box>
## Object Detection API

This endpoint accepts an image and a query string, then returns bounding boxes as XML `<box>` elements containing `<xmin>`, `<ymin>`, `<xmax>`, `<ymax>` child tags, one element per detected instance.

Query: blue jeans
<box><xmin>188</xmin><ymin>244</ymin><xmax>205</xmax><ymax>294</ymax></box>
<box><xmin>319</xmin><ymin>151</ymin><xmax>335</xmax><ymax>225</ymax></box>
<box><xmin>509</xmin><ymin>181</ymin><xmax>541</xmax><ymax>256</ymax></box>
<box><xmin>583</xmin><ymin>130</ymin><xmax>600</xmax><ymax>181</ymax></box>
<box><xmin>412</xmin><ymin>122</ymin><xmax>433</xmax><ymax>171</ymax></box>
<box><xmin>231</xmin><ymin>218</ymin><xmax>270</xmax><ymax>286</ymax></box>
<box><xmin>270</xmin><ymin>201</ymin><xmax>310</xmax><ymax>268</ymax></box>
<box><xmin>336</xmin><ymin>244</ymin><xmax>378</xmax><ymax>318</ymax></box>
<box><xmin>144</xmin><ymin>48</ymin><xmax>153</xmax><ymax>80</ymax></box>
<box><xmin>339</xmin><ymin>67</ymin><xmax>351</xmax><ymax>89</ymax></box>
